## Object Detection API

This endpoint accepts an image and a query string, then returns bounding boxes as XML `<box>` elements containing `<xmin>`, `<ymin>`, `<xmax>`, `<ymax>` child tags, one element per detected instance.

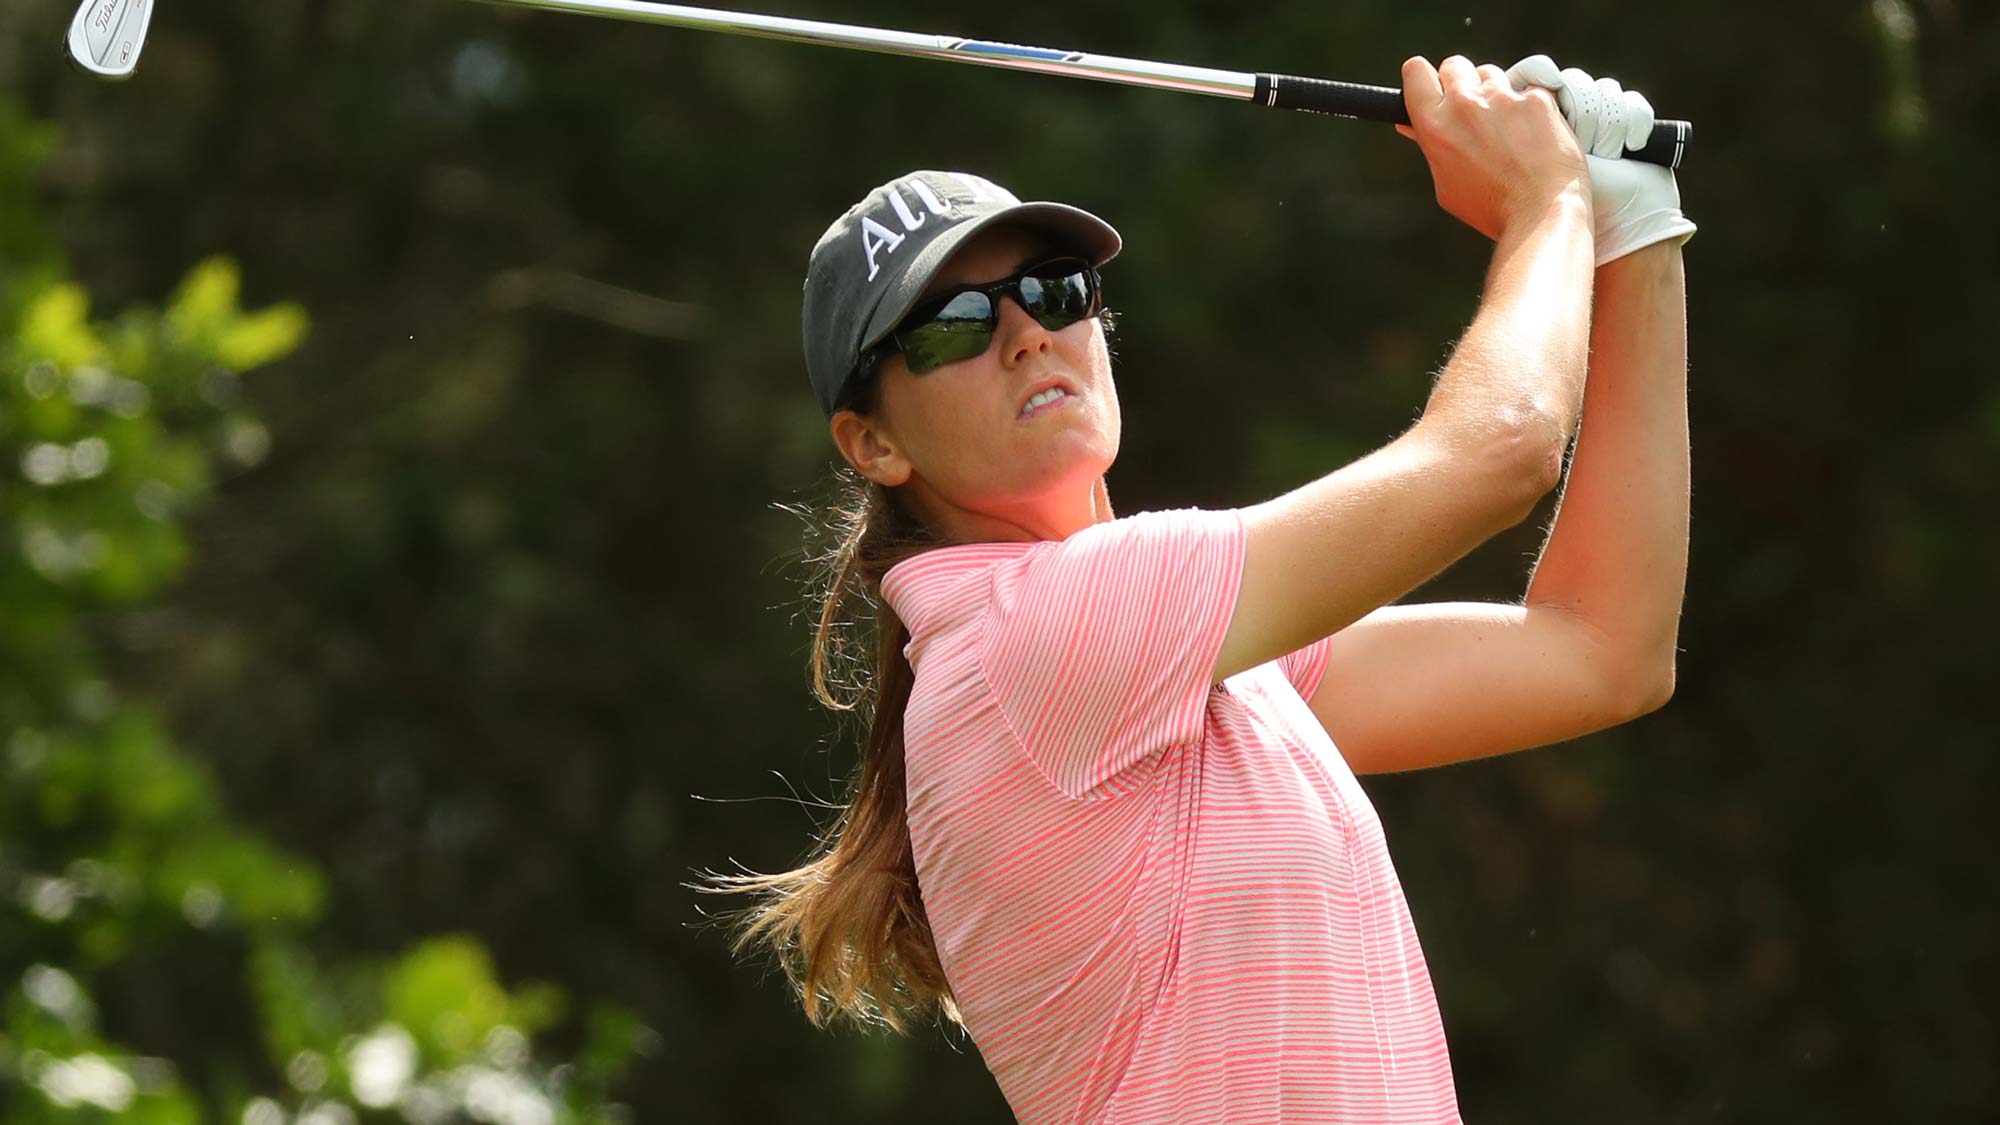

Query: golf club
<box><xmin>61</xmin><ymin>0</ymin><xmax>1690</xmax><ymax>168</ymax></box>
<box><xmin>470</xmin><ymin>0</ymin><xmax>1691</xmax><ymax>168</ymax></box>
<box><xmin>67</xmin><ymin>0</ymin><xmax>152</xmax><ymax>80</ymax></box>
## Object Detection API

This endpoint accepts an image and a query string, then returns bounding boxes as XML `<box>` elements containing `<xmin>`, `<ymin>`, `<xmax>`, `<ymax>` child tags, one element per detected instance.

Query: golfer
<box><xmin>719</xmin><ymin>54</ymin><xmax>1693</xmax><ymax>1123</ymax></box>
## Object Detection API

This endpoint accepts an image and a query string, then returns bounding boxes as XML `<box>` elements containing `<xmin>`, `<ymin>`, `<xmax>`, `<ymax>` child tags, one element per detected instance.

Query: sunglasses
<box><xmin>856</xmin><ymin>256</ymin><xmax>1103</xmax><ymax>383</ymax></box>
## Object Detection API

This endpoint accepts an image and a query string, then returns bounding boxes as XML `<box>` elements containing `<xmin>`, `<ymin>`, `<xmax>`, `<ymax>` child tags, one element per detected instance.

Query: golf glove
<box><xmin>1505</xmin><ymin>55</ymin><xmax>1697</xmax><ymax>266</ymax></box>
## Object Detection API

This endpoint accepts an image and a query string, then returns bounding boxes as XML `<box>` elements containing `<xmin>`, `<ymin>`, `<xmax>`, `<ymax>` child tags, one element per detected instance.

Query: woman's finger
<box><xmin>1401</xmin><ymin>56</ymin><xmax>1445</xmax><ymax>124</ymax></box>
<box><xmin>1505</xmin><ymin>54</ymin><xmax>1564</xmax><ymax>92</ymax></box>
<box><xmin>1621</xmin><ymin>88</ymin><xmax>1657</xmax><ymax>153</ymax></box>
<box><xmin>1438</xmin><ymin>55</ymin><xmax>1478</xmax><ymax>94</ymax></box>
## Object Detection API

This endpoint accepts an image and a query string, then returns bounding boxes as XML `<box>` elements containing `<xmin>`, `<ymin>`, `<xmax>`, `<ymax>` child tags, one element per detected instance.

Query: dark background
<box><xmin>2</xmin><ymin>0</ymin><xmax>1994</xmax><ymax>1120</ymax></box>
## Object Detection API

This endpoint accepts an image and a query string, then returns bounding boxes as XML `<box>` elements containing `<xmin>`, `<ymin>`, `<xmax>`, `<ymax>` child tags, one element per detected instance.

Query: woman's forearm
<box><xmin>1416</xmin><ymin>186</ymin><xmax>1596</xmax><ymax>491</ymax></box>
<box><xmin>1523</xmin><ymin>243</ymin><xmax>1690</xmax><ymax>696</ymax></box>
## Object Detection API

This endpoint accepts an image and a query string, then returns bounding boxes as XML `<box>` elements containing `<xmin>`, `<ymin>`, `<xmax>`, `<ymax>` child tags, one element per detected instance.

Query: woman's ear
<box><xmin>830</xmin><ymin>409</ymin><xmax>913</xmax><ymax>487</ymax></box>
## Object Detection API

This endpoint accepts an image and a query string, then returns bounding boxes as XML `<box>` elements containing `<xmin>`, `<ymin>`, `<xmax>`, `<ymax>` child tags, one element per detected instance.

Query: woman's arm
<box><xmin>1216</xmin><ymin>52</ymin><xmax>1605</xmax><ymax>683</ymax></box>
<box><xmin>1523</xmin><ymin>242</ymin><xmax>1688</xmax><ymax>691</ymax></box>
<box><xmin>1302</xmin><ymin>242</ymin><xmax>1689</xmax><ymax>774</ymax></box>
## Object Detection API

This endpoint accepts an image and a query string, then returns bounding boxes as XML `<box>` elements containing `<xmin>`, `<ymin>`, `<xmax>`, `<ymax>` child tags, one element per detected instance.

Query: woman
<box><xmin>712</xmin><ymin>54</ymin><xmax>1693</xmax><ymax>1122</ymax></box>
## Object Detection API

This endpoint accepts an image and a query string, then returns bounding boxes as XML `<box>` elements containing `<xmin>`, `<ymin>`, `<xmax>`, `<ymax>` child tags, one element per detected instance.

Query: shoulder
<box><xmin>881</xmin><ymin>541</ymin><xmax>1035</xmax><ymax>635</ymax></box>
<box><xmin>885</xmin><ymin>508</ymin><xmax>1242</xmax><ymax>635</ymax></box>
<box><xmin>1001</xmin><ymin>507</ymin><xmax>1244</xmax><ymax>589</ymax></box>
<box><xmin>983</xmin><ymin>507</ymin><xmax>1245</xmax><ymax>663</ymax></box>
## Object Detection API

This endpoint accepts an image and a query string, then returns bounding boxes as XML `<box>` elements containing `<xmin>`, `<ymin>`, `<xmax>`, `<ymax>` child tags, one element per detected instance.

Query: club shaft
<box><xmin>468</xmin><ymin>0</ymin><xmax>1261</xmax><ymax>99</ymax></box>
<box><xmin>465</xmin><ymin>0</ymin><xmax>1690</xmax><ymax>168</ymax></box>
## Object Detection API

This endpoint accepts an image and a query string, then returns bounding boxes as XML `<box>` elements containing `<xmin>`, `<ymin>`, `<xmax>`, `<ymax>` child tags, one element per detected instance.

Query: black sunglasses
<box><xmin>855</xmin><ymin>256</ymin><xmax>1104</xmax><ymax>385</ymax></box>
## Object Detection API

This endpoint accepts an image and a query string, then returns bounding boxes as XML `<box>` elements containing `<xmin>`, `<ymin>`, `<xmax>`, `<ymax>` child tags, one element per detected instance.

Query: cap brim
<box><xmin>853</xmin><ymin>201</ymin><xmax>1122</xmax><ymax>360</ymax></box>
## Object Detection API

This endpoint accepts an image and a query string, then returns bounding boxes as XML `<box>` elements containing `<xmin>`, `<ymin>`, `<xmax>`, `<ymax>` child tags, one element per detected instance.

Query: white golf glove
<box><xmin>1505</xmin><ymin>54</ymin><xmax>1697</xmax><ymax>266</ymax></box>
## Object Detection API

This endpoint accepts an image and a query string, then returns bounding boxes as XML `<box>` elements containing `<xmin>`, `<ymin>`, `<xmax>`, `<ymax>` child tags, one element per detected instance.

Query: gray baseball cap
<box><xmin>802</xmin><ymin>170</ymin><xmax>1121</xmax><ymax>418</ymax></box>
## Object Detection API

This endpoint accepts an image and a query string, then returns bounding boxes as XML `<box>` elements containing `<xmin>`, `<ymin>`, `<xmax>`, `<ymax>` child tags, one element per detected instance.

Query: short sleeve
<box><xmin>978</xmin><ymin>507</ymin><xmax>1245</xmax><ymax>798</ymax></box>
<box><xmin>1277</xmin><ymin>635</ymin><xmax>1333</xmax><ymax>701</ymax></box>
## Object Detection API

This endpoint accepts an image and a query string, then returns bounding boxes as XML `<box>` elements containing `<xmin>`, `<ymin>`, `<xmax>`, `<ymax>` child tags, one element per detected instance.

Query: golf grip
<box><xmin>1253</xmin><ymin>73</ymin><xmax>1690</xmax><ymax>170</ymax></box>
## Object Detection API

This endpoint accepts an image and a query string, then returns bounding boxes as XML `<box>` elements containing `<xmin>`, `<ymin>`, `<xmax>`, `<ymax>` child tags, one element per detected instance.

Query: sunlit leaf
<box><xmin>216</xmin><ymin>304</ymin><xmax>310</xmax><ymax>370</ymax></box>
<box><xmin>165</xmin><ymin>257</ymin><xmax>241</xmax><ymax>343</ymax></box>
<box><xmin>383</xmin><ymin>936</ymin><xmax>514</xmax><ymax>1061</ymax></box>
<box><xmin>18</xmin><ymin>284</ymin><xmax>100</xmax><ymax>368</ymax></box>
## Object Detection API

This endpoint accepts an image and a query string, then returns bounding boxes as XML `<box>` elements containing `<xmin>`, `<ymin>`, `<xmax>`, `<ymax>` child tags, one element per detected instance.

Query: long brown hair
<box><xmin>702</xmin><ymin>241</ymin><xmax>1120</xmax><ymax>1032</ymax></box>
<box><xmin>696</xmin><ymin>378</ymin><xmax>957</xmax><ymax>1033</ymax></box>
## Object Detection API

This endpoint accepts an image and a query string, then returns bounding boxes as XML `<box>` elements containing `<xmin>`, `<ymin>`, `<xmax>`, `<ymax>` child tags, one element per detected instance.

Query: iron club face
<box><xmin>67</xmin><ymin>0</ymin><xmax>154</xmax><ymax>80</ymax></box>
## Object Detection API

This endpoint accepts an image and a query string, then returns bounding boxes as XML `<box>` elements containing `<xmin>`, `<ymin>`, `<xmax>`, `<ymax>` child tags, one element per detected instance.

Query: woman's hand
<box><xmin>1397</xmin><ymin>55</ymin><xmax>1590</xmax><ymax>241</ymax></box>
<box><xmin>1501</xmin><ymin>55</ymin><xmax>1698</xmax><ymax>265</ymax></box>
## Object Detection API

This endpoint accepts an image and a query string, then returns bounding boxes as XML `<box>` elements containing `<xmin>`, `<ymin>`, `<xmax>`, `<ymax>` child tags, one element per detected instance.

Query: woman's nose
<box><xmin>995</xmin><ymin>296</ymin><xmax>1053</xmax><ymax>367</ymax></box>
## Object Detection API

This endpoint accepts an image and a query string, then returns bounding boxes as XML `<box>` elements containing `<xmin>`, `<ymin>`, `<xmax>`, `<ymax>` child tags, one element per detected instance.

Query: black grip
<box><xmin>1252</xmin><ymin>73</ymin><xmax>1690</xmax><ymax>169</ymax></box>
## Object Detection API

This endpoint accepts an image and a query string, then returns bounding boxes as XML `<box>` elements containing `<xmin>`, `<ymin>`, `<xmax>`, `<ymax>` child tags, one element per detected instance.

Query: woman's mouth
<box><xmin>1018</xmin><ymin>387</ymin><xmax>1074</xmax><ymax>419</ymax></box>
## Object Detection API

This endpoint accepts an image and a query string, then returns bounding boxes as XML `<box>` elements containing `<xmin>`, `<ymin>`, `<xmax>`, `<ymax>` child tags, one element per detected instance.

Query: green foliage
<box><xmin>238</xmin><ymin>938</ymin><xmax>638</xmax><ymax>1123</ymax></box>
<box><xmin>166</xmin><ymin>259</ymin><xmax>310</xmax><ymax>374</ymax></box>
<box><xmin>1</xmin><ymin>99</ymin><xmax>643</xmax><ymax>1121</ymax></box>
<box><xmin>4</xmin><ymin>965</ymin><xmax>205</xmax><ymax>1121</ymax></box>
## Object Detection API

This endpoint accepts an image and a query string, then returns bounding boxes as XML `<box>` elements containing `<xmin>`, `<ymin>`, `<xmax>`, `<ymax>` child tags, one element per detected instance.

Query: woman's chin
<box><xmin>1022</xmin><ymin>422</ymin><xmax>1112</xmax><ymax>466</ymax></box>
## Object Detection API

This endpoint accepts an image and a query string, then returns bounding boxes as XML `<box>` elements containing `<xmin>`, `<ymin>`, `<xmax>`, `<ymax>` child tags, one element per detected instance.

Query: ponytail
<box><xmin>697</xmin><ymin>461</ymin><xmax>956</xmax><ymax>1033</ymax></box>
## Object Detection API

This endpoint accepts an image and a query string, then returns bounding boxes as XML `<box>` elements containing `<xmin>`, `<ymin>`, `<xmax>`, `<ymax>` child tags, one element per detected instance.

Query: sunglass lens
<box><xmin>891</xmin><ymin>260</ymin><xmax>1098</xmax><ymax>374</ymax></box>
<box><xmin>1022</xmin><ymin>264</ymin><xmax>1095</xmax><ymax>331</ymax></box>
<box><xmin>899</xmin><ymin>291</ymin><xmax>996</xmax><ymax>374</ymax></box>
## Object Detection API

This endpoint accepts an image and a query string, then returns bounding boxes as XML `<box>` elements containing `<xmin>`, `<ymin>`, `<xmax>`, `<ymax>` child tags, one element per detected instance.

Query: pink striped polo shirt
<box><xmin>880</xmin><ymin>506</ymin><xmax>1460</xmax><ymax>1125</ymax></box>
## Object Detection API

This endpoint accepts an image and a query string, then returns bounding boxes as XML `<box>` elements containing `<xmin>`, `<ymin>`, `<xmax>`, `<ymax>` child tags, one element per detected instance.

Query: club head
<box><xmin>67</xmin><ymin>0</ymin><xmax>154</xmax><ymax>81</ymax></box>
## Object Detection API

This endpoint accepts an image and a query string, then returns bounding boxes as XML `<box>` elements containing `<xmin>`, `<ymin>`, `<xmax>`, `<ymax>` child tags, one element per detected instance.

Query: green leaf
<box><xmin>18</xmin><ymin>284</ymin><xmax>100</xmax><ymax>368</ymax></box>
<box><xmin>382</xmin><ymin>936</ymin><xmax>514</xmax><ymax>1062</ymax></box>
<box><xmin>165</xmin><ymin>257</ymin><xmax>240</xmax><ymax>343</ymax></box>
<box><xmin>215</xmin><ymin>303</ymin><xmax>310</xmax><ymax>370</ymax></box>
<box><xmin>248</xmin><ymin>941</ymin><xmax>330</xmax><ymax>1063</ymax></box>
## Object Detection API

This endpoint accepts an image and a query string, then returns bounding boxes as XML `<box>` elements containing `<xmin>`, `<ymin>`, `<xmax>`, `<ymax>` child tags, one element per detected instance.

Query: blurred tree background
<box><xmin>0</xmin><ymin>0</ymin><xmax>1993</xmax><ymax>1121</ymax></box>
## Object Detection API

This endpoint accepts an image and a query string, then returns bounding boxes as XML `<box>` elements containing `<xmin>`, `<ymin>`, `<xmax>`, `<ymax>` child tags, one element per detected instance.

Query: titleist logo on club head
<box><xmin>858</xmin><ymin>172</ymin><xmax>1010</xmax><ymax>282</ymax></box>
